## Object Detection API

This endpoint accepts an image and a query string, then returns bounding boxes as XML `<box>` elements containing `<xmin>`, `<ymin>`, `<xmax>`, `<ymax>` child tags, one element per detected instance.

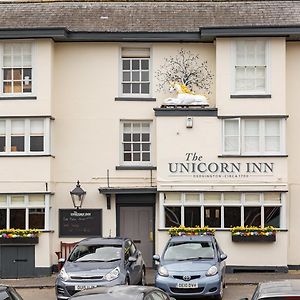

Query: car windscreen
<box><xmin>163</xmin><ymin>241</ymin><xmax>215</xmax><ymax>261</ymax></box>
<box><xmin>68</xmin><ymin>244</ymin><xmax>122</xmax><ymax>262</ymax></box>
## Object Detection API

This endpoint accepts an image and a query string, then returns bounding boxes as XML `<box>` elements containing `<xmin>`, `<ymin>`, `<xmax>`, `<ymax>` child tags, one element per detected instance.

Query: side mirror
<box><xmin>220</xmin><ymin>253</ymin><xmax>227</xmax><ymax>261</ymax></box>
<box><xmin>128</xmin><ymin>256</ymin><xmax>137</xmax><ymax>263</ymax></box>
<box><xmin>153</xmin><ymin>254</ymin><xmax>160</xmax><ymax>262</ymax></box>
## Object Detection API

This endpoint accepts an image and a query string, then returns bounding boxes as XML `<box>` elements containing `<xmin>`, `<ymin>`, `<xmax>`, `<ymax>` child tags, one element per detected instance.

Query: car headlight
<box><xmin>104</xmin><ymin>267</ymin><xmax>120</xmax><ymax>281</ymax></box>
<box><xmin>59</xmin><ymin>267</ymin><xmax>70</xmax><ymax>281</ymax></box>
<box><xmin>158</xmin><ymin>266</ymin><xmax>169</xmax><ymax>277</ymax></box>
<box><xmin>206</xmin><ymin>265</ymin><xmax>218</xmax><ymax>276</ymax></box>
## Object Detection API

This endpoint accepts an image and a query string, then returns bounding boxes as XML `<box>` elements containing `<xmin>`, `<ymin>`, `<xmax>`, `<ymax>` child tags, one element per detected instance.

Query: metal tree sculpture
<box><xmin>155</xmin><ymin>48</ymin><xmax>213</xmax><ymax>94</ymax></box>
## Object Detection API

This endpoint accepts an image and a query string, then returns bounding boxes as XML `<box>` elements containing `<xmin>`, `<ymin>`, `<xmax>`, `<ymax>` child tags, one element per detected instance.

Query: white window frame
<box><xmin>0</xmin><ymin>117</ymin><xmax>50</xmax><ymax>155</ymax></box>
<box><xmin>0</xmin><ymin>194</ymin><xmax>50</xmax><ymax>230</ymax></box>
<box><xmin>159</xmin><ymin>192</ymin><xmax>284</xmax><ymax>229</ymax></box>
<box><xmin>231</xmin><ymin>39</ymin><xmax>270</xmax><ymax>95</ymax></box>
<box><xmin>120</xmin><ymin>120</ymin><xmax>152</xmax><ymax>166</ymax></box>
<box><xmin>223</xmin><ymin>118</ymin><xmax>285</xmax><ymax>156</ymax></box>
<box><xmin>119</xmin><ymin>47</ymin><xmax>151</xmax><ymax>98</ymax></box>
<box><xmin>0</xmin><ymin>41</ymin><xmax>35</xmax><ymax>97</ymax></box>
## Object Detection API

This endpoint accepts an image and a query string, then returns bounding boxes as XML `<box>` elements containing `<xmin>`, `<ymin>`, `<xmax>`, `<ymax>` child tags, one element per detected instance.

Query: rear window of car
<box><xmin>163</xmin><ymin>241</ymin><xmax>214</xmax><ymax>261</ymax></box>
<box><xmin>68</xmin><ymin>244</ymin><xmax>122</xmax><ymax>262</ymax></box>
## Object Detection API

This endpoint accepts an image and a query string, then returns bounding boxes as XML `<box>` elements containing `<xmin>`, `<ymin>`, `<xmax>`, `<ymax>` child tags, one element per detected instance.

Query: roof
<box><xmin>1</xmin><ymin>1</ymin><xmax>300</xmax><ymax>41</ymax></box>
<box><xmin>78</xmin><ymin>237</ymin><xmax>126</xmax><ymax>245</ymax></box>
<box><xmin>258</xmin><ymin>280</ymin><xmax>300</xmax><ymax>297</ymax></box>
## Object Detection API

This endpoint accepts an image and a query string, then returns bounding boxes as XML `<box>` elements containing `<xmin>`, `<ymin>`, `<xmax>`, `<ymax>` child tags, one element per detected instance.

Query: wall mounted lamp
<box><xmin>70</xmin><ymin>180</ymin><xmax>86</xmax><ymax>209</ymax></box>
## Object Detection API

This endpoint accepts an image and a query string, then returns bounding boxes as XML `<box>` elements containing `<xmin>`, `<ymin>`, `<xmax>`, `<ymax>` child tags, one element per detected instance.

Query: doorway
<box><xmin>116</xmin><ymin>194</ymin><xmax>155</xmax><ymax>267</ymax></box>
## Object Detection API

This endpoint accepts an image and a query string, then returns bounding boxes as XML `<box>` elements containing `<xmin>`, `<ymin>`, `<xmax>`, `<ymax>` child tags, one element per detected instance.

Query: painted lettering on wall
<box><xmin>168</xmin><ymin>152</ymin><xmax>274</xmax><ymax>177</ymax></box>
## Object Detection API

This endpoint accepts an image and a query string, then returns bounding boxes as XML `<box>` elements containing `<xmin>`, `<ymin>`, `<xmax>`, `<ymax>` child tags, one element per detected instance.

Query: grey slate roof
<box><xmin>0</xmin><ymin>1</ymin><xmax>300</xmax><ymax>33</ymax></box>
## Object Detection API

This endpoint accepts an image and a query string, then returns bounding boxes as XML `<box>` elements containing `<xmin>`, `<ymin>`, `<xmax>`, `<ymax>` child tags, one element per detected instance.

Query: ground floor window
<box><xmin>160</xmin><ymin>191</ymin><xmax>284</xmax><ymax>229</ymax></box>
<box><xmin>0</xmin><ymin>194</ymin><xmax>50</xmax><ymax>230</ymax></box>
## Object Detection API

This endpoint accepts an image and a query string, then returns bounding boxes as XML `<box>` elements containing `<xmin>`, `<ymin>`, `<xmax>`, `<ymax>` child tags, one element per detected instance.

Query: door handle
<box><xmin>14</xmin><ymin>259</ymin><xmax>27</xmax><ymax>262</ymax></box>
<box><xmin>149</xmin><ymin>231</ymin><xmax>153</xmax><ymax>241</ymax></box>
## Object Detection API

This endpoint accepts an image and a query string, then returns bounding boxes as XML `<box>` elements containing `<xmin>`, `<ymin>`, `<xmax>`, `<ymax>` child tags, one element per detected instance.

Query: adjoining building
<box><xmin>0</xmin><ymin>0</ymin><xmax>299</xmax><ymax>277</ymax></box>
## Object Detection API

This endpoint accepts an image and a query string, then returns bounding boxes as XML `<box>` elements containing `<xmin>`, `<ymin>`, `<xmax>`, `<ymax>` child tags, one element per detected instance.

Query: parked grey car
<box><xmin>153</xmin><ymin>235</ymin><xmax>227</xmax><ymax>299</ymax></box>
<box><xmin>69</xmin><ymin>285</ymin><xmax>176</xmax><ymax>300</ymax></box>
<box><xmin>0</xmin><ymin>285</ymin><xmax>23</xmax><ymax>300</ymax></box>
<box><xmin>55</xmin><ymin>237</ymin><xmax>146</xmax><ymax>300</ymax></box>
<box><xmin>241</xmin><ymin>279</ymin><xmax>300</xmax><ymax>300</ymax></box>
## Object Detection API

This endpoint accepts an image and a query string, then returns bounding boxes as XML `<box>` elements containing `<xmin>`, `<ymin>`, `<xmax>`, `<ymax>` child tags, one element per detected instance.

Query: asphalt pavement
<box><xmin>1</xmin><ymin>269</ymin><xmax>300</xmax><ymax>288</ymax></box>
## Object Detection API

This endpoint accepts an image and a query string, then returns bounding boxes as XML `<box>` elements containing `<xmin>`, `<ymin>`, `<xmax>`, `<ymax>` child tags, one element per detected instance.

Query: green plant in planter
<box><xmin>230</xmin><ymin>226</ymin><xmax>276</xmax><ymax>237</ymax></box>
<box><xmin>168</xmin><ymin>225</ymin><xmax>215</xmax><ymax>237</ymax></box>
<box><xmin>0</xmin><ymin>228</ymin><xmax>41</xmax><ymax>238</ymax></box>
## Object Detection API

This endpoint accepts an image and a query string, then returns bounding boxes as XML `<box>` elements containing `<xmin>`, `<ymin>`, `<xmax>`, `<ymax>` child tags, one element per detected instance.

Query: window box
<box><xmin>231</xmin><ymin>226</ymin><xmax>276</xmax><ymax>242</ymax></box>
<box><xmin>168</xmin><ymin>226</ymin><xmax>215</xmax><ymax>237</ymax></box>
<box><xmin>0</xmin><ymin>237</ymin><xmax>39</xmax><ymax>244</ymax></box>
<box><xmin>232</xmin><ymin>234</ymin><xmax>275</xmax><ymax>242</ymax></box>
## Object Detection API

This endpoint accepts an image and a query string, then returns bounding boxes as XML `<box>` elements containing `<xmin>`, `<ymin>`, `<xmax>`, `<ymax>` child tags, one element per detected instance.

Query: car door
<box><xmin>124</xmin><ymin>239</ymin><xmax>139</xmax><ymax>284</ymax></box>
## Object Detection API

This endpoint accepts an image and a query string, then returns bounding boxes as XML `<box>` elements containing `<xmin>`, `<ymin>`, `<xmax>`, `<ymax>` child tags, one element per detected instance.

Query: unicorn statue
<box><xmin>164</xmin><ymin>81</ymin><xmax>208</xmax><ymax>105</ymax></box>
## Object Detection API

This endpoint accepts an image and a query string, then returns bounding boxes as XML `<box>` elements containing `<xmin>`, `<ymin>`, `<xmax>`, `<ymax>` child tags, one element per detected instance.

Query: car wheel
<box><xmin>139</xmin><ymin>268</ymin><xmax>146</xmax><ymax>286</ymax></box>
<box><xmin>215</xmin><ymin>279</ymin><xmax>224</xmax><ymax>300</ymax></box>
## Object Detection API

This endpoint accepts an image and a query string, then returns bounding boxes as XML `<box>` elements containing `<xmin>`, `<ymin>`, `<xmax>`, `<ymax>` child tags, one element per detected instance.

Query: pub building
<box><xmin>0</xmin><ymin>0</ymin><xmax>299</xmax><ymax>278</ymax></box>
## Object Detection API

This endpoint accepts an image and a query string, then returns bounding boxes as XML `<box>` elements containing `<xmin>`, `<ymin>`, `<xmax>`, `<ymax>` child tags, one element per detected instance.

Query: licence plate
<box><xmin>176</xmin><ymin>282</ymin><xmax>198</xmax><ymax>289</ymax></box>
<box><xmin>75</xmin><ymin>285</ymin><xmax>97</xmax><ymax>291</ymax></box>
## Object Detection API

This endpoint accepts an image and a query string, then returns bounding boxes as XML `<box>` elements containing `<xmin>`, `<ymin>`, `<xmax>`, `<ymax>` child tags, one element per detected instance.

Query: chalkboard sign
<box><xmin>59</xmin><ymin>209</ymin><xmax>102</xmax><ymax>237</ymax></box>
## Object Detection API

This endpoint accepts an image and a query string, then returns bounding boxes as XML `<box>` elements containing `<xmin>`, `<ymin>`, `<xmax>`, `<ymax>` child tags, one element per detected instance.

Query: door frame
<box><xmin>116</xmin><ymin>193</ymin><xmax>156</xmax><ymax>268</ymax></box>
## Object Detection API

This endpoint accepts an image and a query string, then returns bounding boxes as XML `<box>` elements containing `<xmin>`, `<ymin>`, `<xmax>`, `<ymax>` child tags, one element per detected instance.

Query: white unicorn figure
<box><xmin>164</xmin><ymin>81</ymin><xmax>208</xmax><ymax>105</ymax></box>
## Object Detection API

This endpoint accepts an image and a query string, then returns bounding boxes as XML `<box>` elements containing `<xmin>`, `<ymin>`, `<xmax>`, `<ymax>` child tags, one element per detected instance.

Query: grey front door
<box><xmin>1</xmin><ymin>246</ymin><xmax>35</xmax><ymax>278</ymax></box>
<box><xmin>120</xmin><ymin>206</ymin><xmax>154</xmax><ymax>267</ymax></box>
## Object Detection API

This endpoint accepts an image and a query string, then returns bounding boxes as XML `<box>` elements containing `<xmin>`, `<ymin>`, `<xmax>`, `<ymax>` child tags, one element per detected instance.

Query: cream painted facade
<box><xmin>0</xmin><ymin>35</ymin><xmax>300</xmax><ymax>277</ymax></box>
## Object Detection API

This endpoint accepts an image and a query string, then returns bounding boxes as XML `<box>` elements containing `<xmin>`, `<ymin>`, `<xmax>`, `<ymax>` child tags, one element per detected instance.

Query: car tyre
<box><xmin>139</xmin><ymin>268</ymin><xmax>146</xmax><ymax>286</ymax></box>
<box><xmin>215</xmin><ymin>279</ymin><xmax>224</xmax><ymax>300</ymax></box>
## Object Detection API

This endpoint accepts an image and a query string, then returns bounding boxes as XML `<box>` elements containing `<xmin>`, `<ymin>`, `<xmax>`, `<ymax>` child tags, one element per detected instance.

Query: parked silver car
<box><xmin>153</xmin><ymin>235</ymin><xmax>227</xmax><ymax>299</ymax></box>
<box><xmin>241</xmin><ymin>279</ymin><xmax>300</xmax><ymax>300</ymax></box>
<box><xmin>55</xmin><ymin>237</ymin><xmax>146</xmax><ymax>300</ymax></box>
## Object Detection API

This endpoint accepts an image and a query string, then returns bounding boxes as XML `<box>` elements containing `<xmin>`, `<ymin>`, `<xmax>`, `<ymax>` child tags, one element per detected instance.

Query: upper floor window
<box><xmin>223</xmin><ymin>118</ymin><xmax>285</xmax><ymax>155</ymax></box>
<box><xmin>121</xmin><ymin>121</ymin><xmax>151</xmax><ymax>165</ymax></box>
<box><xmin>2</xmin><ymin>43</ymin><xmax>32</xmax><ymax>95</ymax></box>
<box><xmin>0</xmin><ymin>118</ymin><xmax>50</xmax><ymax>155</ymax></box>
<box><xmin>121</xmin><ymin>48</ymin><xmax>150</xmax><ymax>97</ymax></box>
<box><xmin>234</xmin><ymin>40</ymin><xmax>268</xmax><ymax>95</ymax></box>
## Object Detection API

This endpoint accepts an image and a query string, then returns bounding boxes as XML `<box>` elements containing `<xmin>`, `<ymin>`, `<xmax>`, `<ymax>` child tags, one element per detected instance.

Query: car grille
<box><xmin>56</xmin><ymin>286</ymin><xmax>66</xmax><ymax>295</ymax></box>
<box><xmin>170</xmin><ymin>287</ymin><xmax>204</xmax><ymax>294</ymax></box>
<box><xmin>173</xmin><ymin>275</ymin><xmax>201</xmax><ymax>281</ymax></box>
<box><xmin>70</xmin><ymin>275</ymin><xmax>103</xmax><ymax>280</ymax></box>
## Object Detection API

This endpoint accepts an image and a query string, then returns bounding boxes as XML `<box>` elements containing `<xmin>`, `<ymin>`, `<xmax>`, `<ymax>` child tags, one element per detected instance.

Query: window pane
<box><xmin>204</xmin><ymin>193</ymin><xmax>221</xmax><ymax>203</ymax></box>
<box><xmin>225</xmin><ymin>137</ymin><xmax>239</xmax><ymax>152</ymax></box>
<box><xmin>124</xmin><ymin>143</ymin><xmax>131</xmax><ymax>151</ymax></box>
<box><xmin>133</xmin><ymin>153</ymin><xmax>140</xmax><ymax>161</ymax></box>
<box><xmin>165</xmin><ymin>206</ymin><xmax>181</xmax><ymax>227</ymax></box>
<box><xmin>245</xmin><ymin>120</ymin><xmax>259</xmax><ymax>135</ymax></box>
<box><xmin>132</xmin><ymin>60</ymin><xmax>140</xmax><ymax>70</ymax></box>
<box><xmin>264</xmin><ymin>192</ymin><xmax>281</xmax><ymax>204</ymax></box>
<box><xmin>245</xmin><ymin>193</ymin><xmax>260</xmax><ymax>204</ymax></box>
<box><xmin>11</xmin><ymin>136</ymin><xmax>24</xmax><ymax>152</ymax></box>
<box><xmin>123</xmin><ymin>133</ymin><xmax>131</xmax><ymax>142</ymax></box>
<box><xmin>141</xmin><ymin>71</ymin><xmax>149</xmax><ymax>81</ymax></box>
<box><xmin>224</xmin><ymin>207</ymin><xmax>241</xmax><ymax>228</ymax></box>
<box><xmin>3</xmin><ymin>82</ymin><xmax>12</xmax><ymax>93</ymax></box>
<box><xmin>10</xmin><ymin>209</ymin><xmax>26</xmax><ymax>229</ymax></box>
<box><xmin>204</xmin><ymin>207</ymin><xmax>221</xmax><ymax>227</ymax></box>
<box><xmin>11</xmin><ymin>195</ymin><xmax>25</xmax><ymax>206</ymax></box>
<box><xmin>185</xmin><ymin>193</ymin><xmax>199</xmax><ymax>203</ymax></box>
<box><xmin>124</xmin><ymin>153</ymin><xmax>131</xmax><ymax>161</ymax></box>
<box><xmin>132</xmin><ymin>71</ymin><xmax>140</xmax><ymax>81</ymax></box>
<box><xmin>133</xmin><ymin>133</ymin><xmax>140</xmax><ymax>142</ymax></box>
<box><xmin>122</xmin><ymin>83</ymin><xmax>131</xmax><ymax>94</ymax></box>
<box><xmin>184</xmin><ymin>207</ymin><xmax>201</xmax><ymax>227</ymax></box>
<box><xmin>142</xmin><ymin>152</ymin><xmax>150</xmax><ymax>161</ymax></box>
<box><xmin>29</xmin><ymin>208</ymin><xmax>45</xmax><ymax>229</ymax></box>
<box><xmin>0</xmin><ymin>195</ymin><xmax>7</xmax><ymax>206</ymax></box>
<box><xmin>3</xmin><ymin>69</ymin><xmax>12</xmax><ymax>80</ymax></box>
<box><xmin>224</xmin><ymin>192</ymin><xmax>241</xmax><ymax>203</ymax></box>
<box><xmin>244</xmin><ymin>136</ymin><xmax>259</xmax><ymax>152</ymax></box>
<box><xmin>123</xmin><ymin>72</ymin><xmax>130</xmax><ymax>81</ymax></box>
<box><xmin>29</xmin><ymin>195</ymin><xmax>45</xmax><ymax>205</ymax></box>
<box><xmin>265</xmin><ymin>137</ymin><xmax>280</xmax><ymax>152</ymax></box>
<box><xmin>30</xmin><ymin>136</ymin><xmax>44</xmax><ymax>151</ymax></box>
<box><xmin>132</xmin><ymin>83</ymin><xmax>140</xmax><ymax>93</ymax></box>
<box><xmin>0</xmin><ymin>209</ymin><xmax>6</xmax><ymax>228</ymax></box>
<box><xmin>164</xmin><ymin>192</ymin><xmax>181</xmax><ymax>204</ymax></box>
<box><xmin>141</xmin><ymin>60</ymin><xmax>149</xmax><ymax>70</ymax></box>
<box><xmin>141</xmin><ymin>83</ymin><xmax>150</xmax><ymax>94</ymax></box>
<box><xmin>224</xmin><ymin>120</ymin><xmax>239</xmax><ymax>152</ymax></box>
<box><xmin>142</xmin><ymin>143</ymin><xmax>150</xmax><ymax>151</ymax></box>
<box><xmin>244</xmin><ymin>206</ymin><xmax>261</xmax><ymax>226</ymax></box>
<box><xmin>0</xmin><ymin>136</ymin><xmax>5</xmax><ymax>152</ymax></box>
<box><xmin>122</xmin><ymin>60</ymin><xmax>130</xmax><ymax>70</ymax></box>
<box><xmin>13</xmin><ymin>69</ymin><xmax>22</xmax><ymax>80</ymax></box>
<box><xmin>264</xmin><ymin>207</ymin><xmax>280</xmax><ymax>227</ymax></box>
